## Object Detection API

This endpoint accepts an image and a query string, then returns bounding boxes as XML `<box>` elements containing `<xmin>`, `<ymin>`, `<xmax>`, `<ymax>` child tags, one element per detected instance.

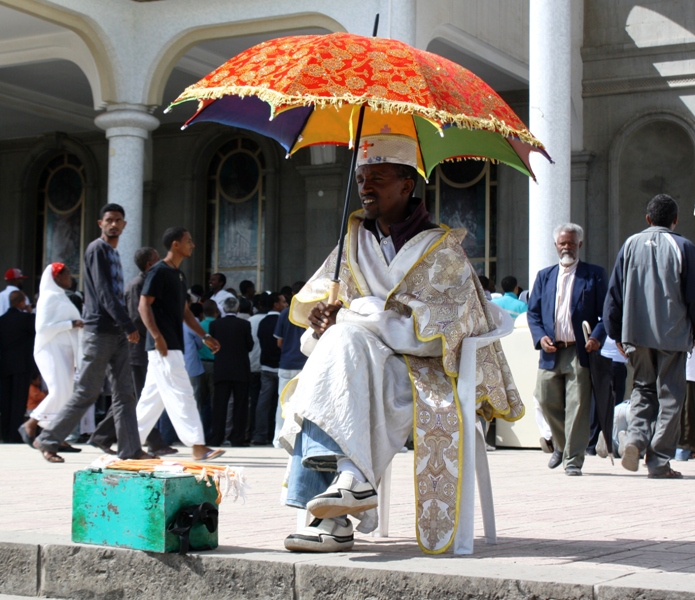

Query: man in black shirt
<box><xmin>251</xmin><ymin>292</ymin><xmax>287</xmax><ymax>445</ymax></box>
<box><xmin>34</xmin><ymin>204</ymin><xmax>145</xmax><ymax>463</ymax></box>
<box><xmin>88</xmin><ymin>246</ymin><xmax>176</xmax><ymax>456</ymax></box>
<box><xmin>136</xmin><ymin>227</ymin><xmax>224</xmax><ymax>461</ymax></box>
<box><xmin>208</xmin><ymin>296</ymin><xmax>254</xmax><ymax>446</ymax></box>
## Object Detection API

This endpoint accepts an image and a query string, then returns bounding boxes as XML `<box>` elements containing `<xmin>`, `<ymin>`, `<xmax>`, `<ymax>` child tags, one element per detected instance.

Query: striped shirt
<box><xmin>555</xmin><ymin>261</ymin><xmax>577</xmax><ymax>343</ymax></box>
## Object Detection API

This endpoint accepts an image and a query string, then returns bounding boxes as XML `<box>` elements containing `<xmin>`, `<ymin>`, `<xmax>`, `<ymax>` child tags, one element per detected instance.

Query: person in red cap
<box><xmin>18</xmin><ymin>263</ymin><xmax>83</xmax><ymax>446</ymax></box>
<box><xmin>0</xmin><ymin>268</ymin><xmax>28</xmax><ymax>316</ymax></box>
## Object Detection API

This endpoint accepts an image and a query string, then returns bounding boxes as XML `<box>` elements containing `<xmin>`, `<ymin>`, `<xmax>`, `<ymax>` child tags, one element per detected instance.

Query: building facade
<box><xmin>0</xmin><ymin>0</ymin><xmax>693</xmax><ymax>296</ymax></box>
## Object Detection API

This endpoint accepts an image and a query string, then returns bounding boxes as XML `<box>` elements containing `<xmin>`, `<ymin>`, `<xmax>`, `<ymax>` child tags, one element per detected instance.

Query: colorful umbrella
<box><xmin>167</xmin><ymin>32</ymin><xmax>550</xmax><ymax>180</ymax></box>
<box><xmin>168</xmin><ymin>29</ymin><xmax>551</xmax><ymax>301</ymax></box>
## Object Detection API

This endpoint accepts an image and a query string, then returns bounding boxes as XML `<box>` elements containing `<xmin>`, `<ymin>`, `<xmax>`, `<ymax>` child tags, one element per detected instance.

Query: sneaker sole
<box><xmin>307</xmin><ymin>498</ymin><xmax>378</xmax><ymax>520</ymax></box>
<box><xmin>621</xmin><ymin>443</ymin><xmax>640</xmax><ymax>472</ymax></box>
<box><xmin>284</xmin><ymin>533</ymin><xmax>354</xmax><ymax>552</ymax></box>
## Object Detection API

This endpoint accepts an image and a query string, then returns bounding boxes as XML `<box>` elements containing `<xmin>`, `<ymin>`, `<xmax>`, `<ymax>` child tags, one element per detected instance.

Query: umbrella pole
<box><xmin>328</xmin><ymin>105</ymin><xmax>367</xmax><ymax>304</ymax></box>
<box><xmin>328</xmin><ymin>14</ymin><xmax>379</xmax><ymax>305</ymax></box>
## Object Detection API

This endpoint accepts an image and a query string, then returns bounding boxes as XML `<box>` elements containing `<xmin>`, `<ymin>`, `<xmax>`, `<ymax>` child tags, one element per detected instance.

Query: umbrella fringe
<box><xmin>172</xmin><ymin>85</ymin><xmax>546</xmax><ymax>150</ymax></box>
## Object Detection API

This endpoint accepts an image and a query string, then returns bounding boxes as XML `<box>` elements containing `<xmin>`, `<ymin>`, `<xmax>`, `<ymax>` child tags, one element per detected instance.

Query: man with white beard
<box><xmin>527</xmin><ymin>224</ymin><xmax>608</xmax><ymax>476</ymax></box>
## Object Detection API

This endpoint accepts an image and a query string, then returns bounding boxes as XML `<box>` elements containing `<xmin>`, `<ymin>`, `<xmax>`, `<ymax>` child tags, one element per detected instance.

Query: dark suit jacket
<box><xmin>0</xmin><ymin>307</ymin><xmax>36</xmax><ymax>377</ymax></box>
<box><xmin>527</xmin><ymin>261</ymin><xmax>608</xmax><ymax>370</ymax></box>
<box><xmin>209</xmin><ymin>315</ymin><xmax>254</xmax><ymax>383</ymax></box>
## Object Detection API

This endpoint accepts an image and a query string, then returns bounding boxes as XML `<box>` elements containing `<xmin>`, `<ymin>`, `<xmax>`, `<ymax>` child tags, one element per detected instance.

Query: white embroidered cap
<box><xmin>355</xmin><ymin>134</ymin><xmax>418</xmax><ymax>171</ymax></box>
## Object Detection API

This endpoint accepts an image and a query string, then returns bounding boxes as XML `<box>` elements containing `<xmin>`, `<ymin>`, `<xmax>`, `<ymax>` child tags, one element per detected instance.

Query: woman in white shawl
<box><xmin>20</xmin><ymin>263</ymin><xmax>83</xmax><ymax>444</ymax></box>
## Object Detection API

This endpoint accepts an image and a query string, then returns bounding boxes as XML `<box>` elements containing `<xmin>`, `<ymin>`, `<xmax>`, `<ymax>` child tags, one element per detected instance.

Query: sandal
<box><xmin>89</xmin><ymin>441</ymin><xmax>117</xmax><ymax>455</ymax></box>
<box><xmin>41</xmin><ymin>450</ymin><xmax>64</xmax><ymax>463</ymax></box>
<box><xmin>648</xmin><ymin>468</ymin><xmax>683</xmax><ymax>479</ymax></box>
<box><xmin>195</xmin><ymin>448</ymin><xmax>225</xmax><ymax>461</ymax></box>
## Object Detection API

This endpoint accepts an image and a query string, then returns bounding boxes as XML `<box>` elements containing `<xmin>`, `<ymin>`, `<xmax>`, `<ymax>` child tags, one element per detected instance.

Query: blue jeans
<box><xmin>285</xmin><ymin>419</ymin><xmax>345</xmax><ymax>509</ymax></box>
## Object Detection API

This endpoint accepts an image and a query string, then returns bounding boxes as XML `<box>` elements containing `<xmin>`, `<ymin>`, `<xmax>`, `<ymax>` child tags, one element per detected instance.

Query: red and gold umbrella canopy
<box><xmin>169</xmin><ymin>32</ymin><xmax>550</xmax><ymax>179</ymax></box>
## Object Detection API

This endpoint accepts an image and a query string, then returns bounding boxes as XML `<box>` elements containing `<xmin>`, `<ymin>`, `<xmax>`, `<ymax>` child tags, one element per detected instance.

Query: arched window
<box><xmin>35</xmin><ymin>152</ymin><xmax>85</xmax><ymax>283</ymax></box>
<box><xmin>206</xmin><ymin>137</ymin><xmax>266</xmax><ymax>290</ymax></box>
<box><xmin>426</xmin><ymin>160</ymin><xmax>497</xmax><ymax>280</ymax></box>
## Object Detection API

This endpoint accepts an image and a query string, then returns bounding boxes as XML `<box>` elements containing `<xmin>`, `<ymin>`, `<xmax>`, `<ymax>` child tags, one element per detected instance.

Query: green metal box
<box><xmin>72</xmin><ymin>468</ymin><xmax>218</xmax><ymax>553</ymax></box>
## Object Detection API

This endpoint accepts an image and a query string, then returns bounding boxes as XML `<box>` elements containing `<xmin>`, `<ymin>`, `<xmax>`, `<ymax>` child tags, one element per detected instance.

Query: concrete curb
<box><xmin>2</xmin><ymin>540</ymin><xmax>694</xmax><ymax>600</ymax></box>
<box><xmin>0</xmin><ymin>542</ymin><xmax>37</xmax><ymax>597</ymax></box>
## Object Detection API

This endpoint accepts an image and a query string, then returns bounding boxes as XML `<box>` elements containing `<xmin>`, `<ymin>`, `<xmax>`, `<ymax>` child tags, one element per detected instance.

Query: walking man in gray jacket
<box><xmin>604</xmin><ymin>194</ymin><xmax>695</xmax><ymax>478</ymax></box>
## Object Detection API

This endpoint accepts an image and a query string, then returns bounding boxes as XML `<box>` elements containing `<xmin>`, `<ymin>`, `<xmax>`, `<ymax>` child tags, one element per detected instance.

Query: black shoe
<box><xmin>548</xmin><ymin>449</ymin><xmax>562</xmax><ymax>469</ymax></box>
<box><xmin>565</xmin><ymin>466</ymin><xmax>582</xmax><ymax>476</ymax></box>
<box><xmin>59</xmin><ymin>443</ymin><xmax>82</xmax><ymax>453</ymax></box>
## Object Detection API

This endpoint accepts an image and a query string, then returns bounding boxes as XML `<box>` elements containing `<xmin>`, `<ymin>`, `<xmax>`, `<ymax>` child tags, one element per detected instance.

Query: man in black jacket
<box><xmin>0</xmin><ymin>291</ymin><xmax>35</xmax><ymax>442</ymax></box>
<box><xmin>209</xmin><ymin>295</ymin><xmax>253</xmax><ymax>446</ymax></box>
<box><xmin>251</xmin><ymin>292</ymin><xmax>287</xmax><ymax>446</ymax></box>
<box><xmin>34</xmin><ymin>204</ymin><xmax>145</xmax><ymax>463</ymax></box>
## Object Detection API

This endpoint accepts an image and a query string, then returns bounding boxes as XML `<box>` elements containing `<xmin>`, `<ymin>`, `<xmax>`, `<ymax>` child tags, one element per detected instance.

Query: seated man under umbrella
<box><xmin>279</xmin><ymin>133</ymin><xmax>523</xmax><ymax>553</ymax></box>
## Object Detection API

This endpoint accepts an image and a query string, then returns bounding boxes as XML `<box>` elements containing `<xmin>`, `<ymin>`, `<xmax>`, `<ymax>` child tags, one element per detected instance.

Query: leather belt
<box><xmin>555</xmin><ymin>341</ymin><xmax>576</xmax><ymax>349</ymax></box>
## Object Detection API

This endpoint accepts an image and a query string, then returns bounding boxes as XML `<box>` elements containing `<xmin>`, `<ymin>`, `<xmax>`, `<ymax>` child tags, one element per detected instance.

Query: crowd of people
<box><xmin>0</xmin><ymin>133</ymin><xmax>693</xmax><ymax>554</ymax></box>
<box><xmin>0</xmin><ymin>204</ymin><xmax>307</xmax><ymax>464</ymax></box>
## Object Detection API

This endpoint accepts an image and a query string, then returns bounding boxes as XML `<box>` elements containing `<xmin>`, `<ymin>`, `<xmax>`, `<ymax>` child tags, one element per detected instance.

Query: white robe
<box><xmin>281</xmin><ymin>212</ymin><xmax>523</xmax><ymax>549</ymax></box>
<box><xmin>280</xmin><ymin>224</ymin><xmax>447</xmax><ymax>531</ymax></box>
<box><xmin>31</xmin><ymin>265</ymin><xmax>81</xmax><ymax>428</ymax></box>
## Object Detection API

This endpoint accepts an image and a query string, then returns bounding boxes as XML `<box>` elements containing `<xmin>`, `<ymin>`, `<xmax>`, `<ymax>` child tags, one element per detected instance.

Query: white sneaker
<box><xmin>307</xmin><ymin>472</ymin><xmax>378</xmax><ymax>519</ymax></box>
<box><xmin>596</xmin><ymin>432</ymin><xmax>608</xmax><ymax>458</ymax></box>
<box><xmin>284</xmin><ymin>517</ymin><xmax>354</xmax><ymax>552</ymax></box>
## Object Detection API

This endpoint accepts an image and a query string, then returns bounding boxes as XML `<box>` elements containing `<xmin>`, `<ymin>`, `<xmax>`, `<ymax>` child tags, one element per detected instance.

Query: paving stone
<box><xmin>1</xmin><ymin>444</ymin><xmax>694</xmax><ymax>599</ymax></box>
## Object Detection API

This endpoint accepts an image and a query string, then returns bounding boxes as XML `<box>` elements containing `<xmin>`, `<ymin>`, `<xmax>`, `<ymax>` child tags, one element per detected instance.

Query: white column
<box><xmin>95</xmin><ymin>104</ymin><xmax>159</xmax><ymax>282</ymax></box>
<box><xmin>528</xmin><ymin>0</ymin><xmax>572</xmax><ymax>286</ymax></box>
<box><xmin>386</xmin><ymin>0</ymin><xmax>416</xmax><ymax>44</ymax></box>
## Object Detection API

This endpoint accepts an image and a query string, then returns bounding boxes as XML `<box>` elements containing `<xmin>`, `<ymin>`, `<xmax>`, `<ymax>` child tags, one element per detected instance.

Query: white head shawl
<box><xmin>34</xmin><ymin>264</ymin><xmax>81</xmax><ymax>355</ymax></box>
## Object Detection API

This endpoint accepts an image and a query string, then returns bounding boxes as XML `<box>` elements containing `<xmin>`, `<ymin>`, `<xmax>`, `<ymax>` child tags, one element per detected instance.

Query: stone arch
<box><xmin>178</xmin><ymin>126</ymin><xmax>283</xmax><ymax>288</ymax></box>
<box><xmin>608</xmin><ymin>110</ymin><xmax>695</xmax><ymax>260</ymax></box>
<box><xmin>0</xmin><ymin>0</ymin><xmax>117</xmax><ymax>106</ymax></box>
<box><xmin>146</xmin><ymin>13</ymin><xmax>346</xmax><ymax>108</ymax></box>
<box><xmin>17</xmin><ymin>133</ymin><xmax>101</xmax><ymax>292</ymax></box>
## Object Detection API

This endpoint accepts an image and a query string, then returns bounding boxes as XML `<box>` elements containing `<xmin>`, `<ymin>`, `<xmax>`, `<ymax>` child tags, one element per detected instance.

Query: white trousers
<box><xmin>533</xmin><ymin>395</ymin><xmax>552</xmax><ymax>440</ymax></box>
<box><xmin>32</xmin><ymin>341</ymin><xmax>75</xmax><ymax>429</ymax></box>
<box><xmin>136</xmin><ymin>350</ymin><xmax>205</xmax><ymax>447</ymax></box>
<box><xmin>273</xmin><ymin>367</ymin><xmax>302</xmax><ymax>447</ymax></box>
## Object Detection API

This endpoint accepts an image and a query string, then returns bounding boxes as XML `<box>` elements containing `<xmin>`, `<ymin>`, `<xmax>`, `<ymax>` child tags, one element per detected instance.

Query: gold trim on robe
<box><xmin>290</xmin><ymin>211</ymin><xmax>523</xmax><ymax>553</ymax></box>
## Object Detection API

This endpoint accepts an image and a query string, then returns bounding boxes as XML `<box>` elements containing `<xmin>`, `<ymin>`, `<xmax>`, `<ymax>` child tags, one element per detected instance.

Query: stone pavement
<box><xmin>1</xmin><ymin>443</ymin><xmax>694</xmax><ymax>599</ymax></box>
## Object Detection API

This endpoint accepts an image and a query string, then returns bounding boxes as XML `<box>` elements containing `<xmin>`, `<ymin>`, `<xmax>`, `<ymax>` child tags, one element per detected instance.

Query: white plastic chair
<box><xmin>374</xmin><ymin>302</ymin><xmax>514</xmax><ymax>554</ymax></box>
<box><xmin>298</xmin><ymin>303</ymin><xmax>514</xmax><ymax>554</ymax></box>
